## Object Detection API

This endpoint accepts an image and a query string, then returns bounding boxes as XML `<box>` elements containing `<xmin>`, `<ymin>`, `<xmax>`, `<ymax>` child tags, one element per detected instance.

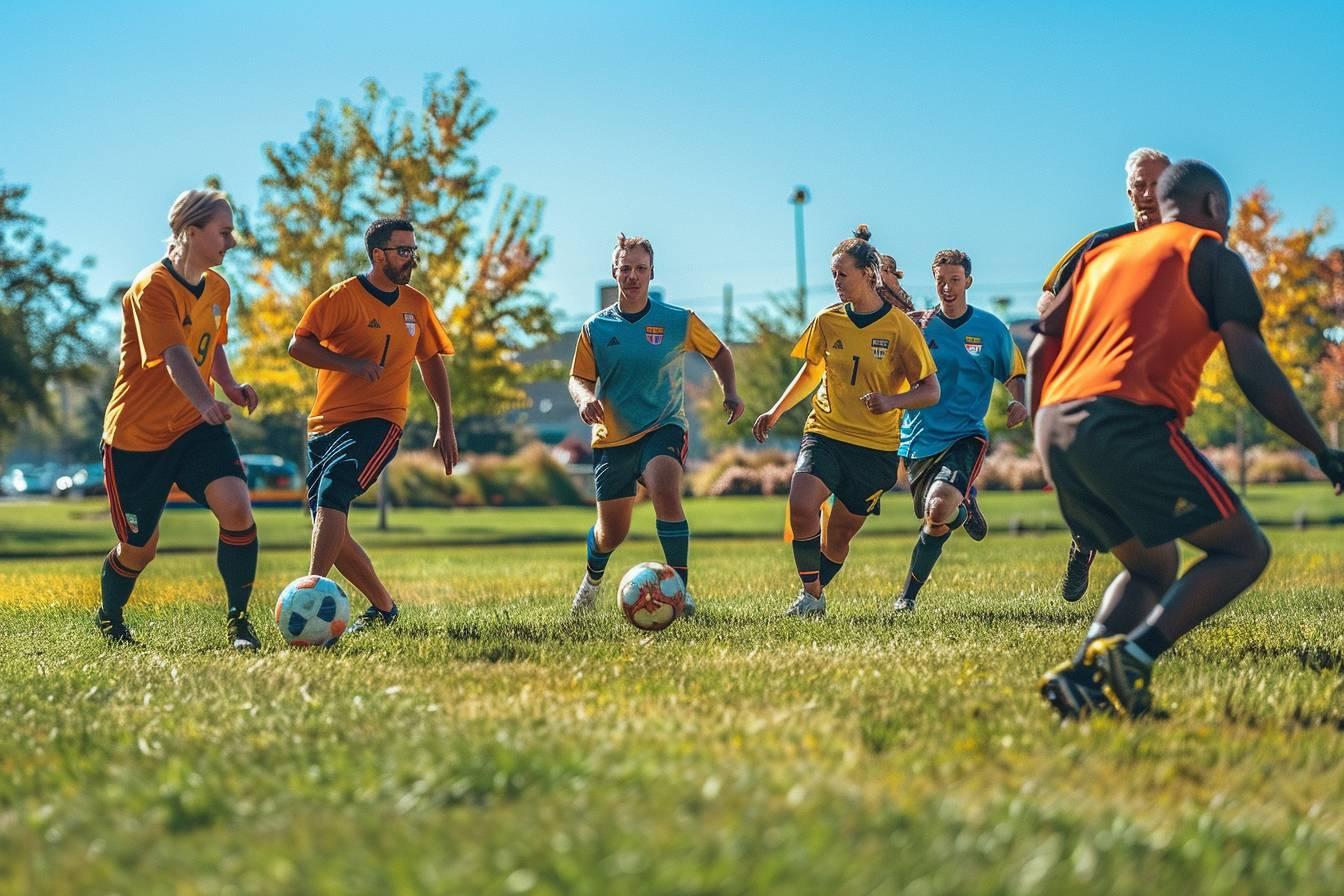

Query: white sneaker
<box><xmin>892</xmin><ymin>596</ymin><xmax>917</xmax><ymax>613</ymax></box>
<box><xmin>681</xmin><ymin>589</ymin><xmax>697</xmax><ymax>618</ymax></box>
<box><xmin>785</xmin><ymin>589</ymin><xmax>826</xmax><ymax>617</ymax></box>
<box><xmin>571</xmin><ymin>574</ymin><xmax>601</xmax><ymax>615</ymax></box>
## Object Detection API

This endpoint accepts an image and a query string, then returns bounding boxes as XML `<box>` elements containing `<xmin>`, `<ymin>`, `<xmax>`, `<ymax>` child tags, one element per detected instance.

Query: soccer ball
<box><xmin>274</xmin><ymin>575</ymin><xmax>350</xmax><ymax>647</ymax></box>
<box><xmin>617</xmin><ymin>562</ymin><xmax>686</xmax><ymax>632</ymax></box>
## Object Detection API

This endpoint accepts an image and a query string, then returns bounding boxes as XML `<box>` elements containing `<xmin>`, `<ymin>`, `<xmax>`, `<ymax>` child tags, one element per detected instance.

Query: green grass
<box><xmin>2</xmin><ymin>494</ymin><xmax>1343</xmax><ymax>894</ymax></box>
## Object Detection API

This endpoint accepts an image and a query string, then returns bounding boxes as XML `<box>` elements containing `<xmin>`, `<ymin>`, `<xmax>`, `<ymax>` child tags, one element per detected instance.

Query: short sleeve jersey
<box><xmin>296</xmin><ymin>276</ymin><xmax>454</xmax><ymax>434</ymax></box>
<box><xmin>899</xmin><ymin>306</ymin><xmax>1025</xmax><ymax>458</ymax></box>
<box><xmin>570</xmin><ymin>300</ymin><xmax>723</xmax><ymax>448</ymax></box>
<box><xmin>102</xmin><ymin>260</ymin><xmax>231</xmax><ymax>451</ymax></box>
<box><xmin>1041</xmin><ymin>222</ymin><xmax>1136</xmax><ymax>295</ymax></box>
<box><xmin>791</xmin><ymin>302</ymin><xmax>937</xmax><ymax>452</ymax></box>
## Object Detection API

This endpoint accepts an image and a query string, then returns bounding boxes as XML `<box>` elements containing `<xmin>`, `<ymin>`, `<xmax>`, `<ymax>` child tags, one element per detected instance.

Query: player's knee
<box><xmin>924</xmin><ymin>494</ymin><xmax>960</xmax><ymax>526</ymax></box>
<box><xmin>1249</xmin><ymin>528</ymin><xmax>1271</xmax><ymax>574</ymax></box>
<box><xmin>119</xmin><ymin>541</ymin><xmax>156</xmax><ymax>569</ymax></box>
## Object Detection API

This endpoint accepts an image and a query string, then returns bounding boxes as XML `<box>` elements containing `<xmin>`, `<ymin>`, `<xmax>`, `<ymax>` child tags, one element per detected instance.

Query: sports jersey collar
<box><xmin>937</xmin><ymin>305</ymin><xmax>975</xmax><ymax>330</ymax></box>
<box><xmin>357</xmin><ymin>274</ymin><xmax>400</xmax><ymax>307</ymax></box>
<box><xmin>616</xmin><ymin>300</ymin><xmax>652</xmax><ymax>323</ymax></box>
<box><xmin>843</xmin><ymin>301</ymin><xmax>892</xmax><ymax>329</ymax></box>
<box><xmin>161</xmin><ymin>258</ymin><xmax>206</xmax><ymax>299</ymax></box>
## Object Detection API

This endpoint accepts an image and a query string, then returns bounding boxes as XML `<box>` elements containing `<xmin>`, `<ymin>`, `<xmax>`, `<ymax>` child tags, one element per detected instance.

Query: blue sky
<box><xmin>5</xmin><ymin>0</ymin><xmax>1343</xmax><ymax>330</ymax></box>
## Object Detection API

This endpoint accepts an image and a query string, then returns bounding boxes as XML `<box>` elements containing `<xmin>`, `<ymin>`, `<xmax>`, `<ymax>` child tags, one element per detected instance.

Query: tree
<box><xmin>1188</xmin><ymin>188</ymin><xmax>1334</xmax><ymax>489</ymax></box>
<box><xmin>226</xmin><ymin>72</ymin><xmax>556</xmax><ymax>429</ymax></box>
<box><xmin>0</xmin><ymin>175</ymin><xmax>103</xmax><ymax>457</ymax></box>
<box><xmin>1314</xmin><ymin>248</ymin><xmax>1344</xmax><ymax>448</ymax></box>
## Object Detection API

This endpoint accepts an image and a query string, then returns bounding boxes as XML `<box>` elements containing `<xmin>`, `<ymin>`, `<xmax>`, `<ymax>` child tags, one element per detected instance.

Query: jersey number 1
<box><xmin>379</xmin><ymin>335</ymin><xmax>391</xmax><ymax>367</ymax></box>
<box><xmin>849</xmin><ymin>355</ymin><xmax>860</xmax><ymax>386</ymax></box>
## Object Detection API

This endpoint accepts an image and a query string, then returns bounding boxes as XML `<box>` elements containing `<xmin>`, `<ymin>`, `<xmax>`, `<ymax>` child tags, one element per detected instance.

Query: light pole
<box><xmin>790</xmin><ymin>186</ymin><xmax>810</xmax><ymax>322</ymax></box>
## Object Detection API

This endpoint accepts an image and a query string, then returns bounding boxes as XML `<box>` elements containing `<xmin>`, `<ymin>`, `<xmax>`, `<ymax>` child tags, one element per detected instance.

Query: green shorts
<box><xmin>795</xmin><ymin>432</ymin><xmax>901</xmax><ymax>516</ymax></box>
<box><xmin>903</xmin><ymin>434</ymin><xmax>988</xmax><ymax>518</ymax></box>
<box><xmin>592</xmin><ymin>424</ymin><xmax>687</xmax><ymax>502</ymax></box>
<box><xmin>1035</xmin><ymin>396</ymin><xmax>1243</xmax><ymax>551</ymax></box>
<box><xmin>307</xmin><ymin>418</ymin><xmax>403</xmax><ymax>515</ymax></box>
<box><xmin>102</xmin><ymin>423</ymin><xmax>246</xmax><ymax>547</ymax></box>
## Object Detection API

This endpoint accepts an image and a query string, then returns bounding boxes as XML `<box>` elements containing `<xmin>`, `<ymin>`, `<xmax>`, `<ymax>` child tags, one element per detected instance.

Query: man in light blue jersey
<box><xmin>568</xmin><ymin>233</ymin><xmax>744</xmax><ymax>615</ymax></box>
<box><xmin>893</xmin><ymin>248</ymin><xmax>1026</xmax><ymax>612</ymax></box>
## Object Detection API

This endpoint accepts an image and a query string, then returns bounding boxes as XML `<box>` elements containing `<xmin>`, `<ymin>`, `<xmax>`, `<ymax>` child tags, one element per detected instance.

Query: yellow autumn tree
<box><xmin>224</xmin><ymin>72</ymin><xmax>555</xmax><ymax>427</ymax></box>
<box><xmin>1188</xmin><ymin>187</ymin><xmax>1334</xmax><ymax>489</ymax></box>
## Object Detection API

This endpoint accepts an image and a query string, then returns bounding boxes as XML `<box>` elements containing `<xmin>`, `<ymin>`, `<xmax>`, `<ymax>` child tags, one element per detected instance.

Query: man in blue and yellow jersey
<box><xmin>568</xmin><ymin>233</ymin><xmax>743</xmax><ymax>615</ymax></box>
<box><xmin>1037</xmin><ymin>147</ymin><xmax>1171</xmax><ymax>602</ymax></box>
<box><xmin>892</xmin><ymin>249</ymin><xmax>1026</xmax><ymax>613</ymax></box>
<box><xmin>754</xmin><ymin>226</ymin><xmax>939</xmax><ymax>617</ymax></box>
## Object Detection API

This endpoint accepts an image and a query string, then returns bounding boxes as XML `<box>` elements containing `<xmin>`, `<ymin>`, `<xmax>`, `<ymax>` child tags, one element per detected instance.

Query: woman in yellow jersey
<box><xmin>753</xmin><ymin>227</ymin><xmax>940</xmax><ymax>617</ymax></box>
<box><xmin>98</xmin><ymin>189</ymin><xmax>261</xmax><ymax>648</ymax></box>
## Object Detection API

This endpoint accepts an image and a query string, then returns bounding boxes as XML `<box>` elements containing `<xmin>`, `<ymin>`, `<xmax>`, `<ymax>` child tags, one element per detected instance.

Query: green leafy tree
<box><xmin>226</xmin><ymin>72</ymin><xmax>555</xmax><ymax>429</ymax></box>
<box><xmin>0</xmin><ymin>176</ymin><xmax>103</xmax><ymax>457</ymax></box>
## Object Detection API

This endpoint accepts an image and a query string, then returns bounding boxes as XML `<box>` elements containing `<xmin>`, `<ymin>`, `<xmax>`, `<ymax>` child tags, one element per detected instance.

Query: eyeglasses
<box><xmin>378</xmin><ymin>245</ymin><xmax>419</xmax><ymax>259</ymax></box>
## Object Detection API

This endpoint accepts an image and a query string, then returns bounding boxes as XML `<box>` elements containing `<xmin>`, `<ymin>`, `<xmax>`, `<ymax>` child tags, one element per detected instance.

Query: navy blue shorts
<box><xmin>904</xmin><ymin>434</ymin><xmax>988</xmax><ymax>518</ymax></box>
<box><xmin>103</xmin><ymin>423</ymin><xmax>245</xmax><ymax>547</ymax></box>
<box><xmin>307</xmin><ymin>418</ymin><xmax>403</xmax><ymax>515</ymax></box>
<box><xmin>795</xmin><ymin>432</ymin><xmax>901</xmax><ymax>516</ymax></box>
<box><xmin>592</xmin><ymin>424</ymin><xmax>687</xmax><ymax>501</ymax></box>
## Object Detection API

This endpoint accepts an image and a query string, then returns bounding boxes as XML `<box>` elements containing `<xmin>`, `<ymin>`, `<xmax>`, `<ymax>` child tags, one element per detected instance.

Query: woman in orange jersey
<box><xmin>98</xmin><ymin>189</ymin><xmax>261</xmax><ymax>649</ymax></box>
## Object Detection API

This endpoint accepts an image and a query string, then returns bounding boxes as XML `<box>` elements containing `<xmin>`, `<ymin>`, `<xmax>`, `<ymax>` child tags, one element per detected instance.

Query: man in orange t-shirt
<box><xmin>1027</xmin><ymin>160</ymin><xmax>1344</xmax><ymax>719</ymax></box>
<box><xmin>289</xmin><ymin>218</ymin><xmax>457</xmax><ymax>631</ymax></box>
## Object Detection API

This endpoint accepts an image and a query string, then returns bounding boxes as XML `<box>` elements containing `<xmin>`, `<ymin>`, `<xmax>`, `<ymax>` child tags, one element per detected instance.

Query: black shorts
<box><xmin>307</xmin><ymin>418</ymin><xmax>403</xmax><ymax>515</ymax></box>
<box><xmin>795</xmin><ymin>432</ymin><xmax>901</xmax><ymax>516</ymax></box>
<box><xmin>904</xmin><ymin>434</ymin><xmax>988</xmax><ymax>518</ymax></box>
<box><xmin>1036</xmin><ymin>396</ymin><xmax>1243</xmax><ymax>551</ymax></box>
<box><xmin>592</xmin><ymin>424</ymin><xmax>687</xmax><ymax>502</ymax></box>
<box><xmin>102</xmin><ymin>423</ymin><xmax>246</xmax><ymax>547</ymax></box>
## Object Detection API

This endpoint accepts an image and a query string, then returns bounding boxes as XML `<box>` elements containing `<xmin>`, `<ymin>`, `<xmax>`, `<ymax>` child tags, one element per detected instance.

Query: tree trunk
<box><xmin>1236</xmin><ymin>409</ymin><xmax>1249</xmax><ymax>496</ymax></box>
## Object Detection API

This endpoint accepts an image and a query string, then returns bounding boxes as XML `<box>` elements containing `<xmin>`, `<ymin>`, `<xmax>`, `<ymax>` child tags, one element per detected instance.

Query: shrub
<box><xmin>690</xmin><ymin>447</ymin><xmax>795</xmax><ymax>497</ymax></box>
<box><xmin>375</xmin><ymin>443</ymin><xmax>584</xmax><ymax>508</ymax></box>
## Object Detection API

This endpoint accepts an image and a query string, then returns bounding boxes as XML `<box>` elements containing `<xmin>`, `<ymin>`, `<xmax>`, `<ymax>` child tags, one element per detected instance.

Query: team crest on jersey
<box><xmin>870</xmin><ymin>337</ymin><xmax>890</xmax><ymax>359</ymax></box>
<box><xmin>964</xmin><ymin>335</ymin><xmax>983</xmax><ymax>355</ymax></box>
<box><xmin>645</xmin><ymin>326</ymin><xmax>664</xmax><ymax>346</ymax></box>
<box><xmin>125</xmin><ymin>512</ymin><xmax>139</xmax><ymax>535</ymax></box>
<box><xmin>403</xmin><ymin>312</ymin><xmax>417</xmax><ymax>336</ymax></box>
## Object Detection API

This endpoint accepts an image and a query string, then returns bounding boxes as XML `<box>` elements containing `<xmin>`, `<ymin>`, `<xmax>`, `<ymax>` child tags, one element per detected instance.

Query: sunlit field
<box><xmin>2</xmin><ymin>492</ymin><xmax>1342</xmax><ymax>894</ymax></box>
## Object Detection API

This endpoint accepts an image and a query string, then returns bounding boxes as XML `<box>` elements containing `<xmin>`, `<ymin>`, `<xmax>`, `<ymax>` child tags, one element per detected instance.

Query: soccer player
<box><xmin>1029</xmin><ymin>160</ymin><xmax>1344</xmax><ymax>718</ymax></box>
<box><xmin>877</xmin><ymin>253</ymin><xmax>916</xmax><ymax>314</ymax></box>
<box><xmin>98</xmin><ymin>189</ymin><xmax>261</xmax><ymax>648</ymax></box>
<box><xmin>1038</xmin><ymin>147</ymin><xmax>1171</xmax><ymax>601</ymax></box>
<box><xmin>289</xmin><ymin>218</ymin><xmax>457</xmax><ymax>632</ymax></box>
<box><xmin>891</xmin><ymin>249</ymin><xmax>1027</xmax><ymax>612</ymax></box>
<box><xmin>568</xmin><ymin>234</ymin><xmax>743</xmax><ymax>615</ymax></box>
<box><xmin>754</xmin><ymin>226</ymin><xmax>939</xmax><ymax>617</ymax></box>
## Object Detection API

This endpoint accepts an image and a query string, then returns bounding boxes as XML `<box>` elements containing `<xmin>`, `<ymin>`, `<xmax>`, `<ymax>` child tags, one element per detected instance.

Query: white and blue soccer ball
<box><xmin>617</xmin><ymin>561</ymin><xmax>686</xmax><ymax>632</ymax></box>
<box><xmin>274</xmin><ymin>575</ymin><xmax>350</xmax><ymax>647</ymax></box>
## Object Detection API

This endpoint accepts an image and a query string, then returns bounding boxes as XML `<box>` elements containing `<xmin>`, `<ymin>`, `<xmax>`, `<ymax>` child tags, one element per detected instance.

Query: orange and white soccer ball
<box><xmin>274</xmin><ymin>575</ymin><xmax>350</xmax><ymax>647</ymax></box>
<box><xmin>617</xmin><ymin>561</ymin><xmax>686</xmax><ymax>632</ymax></box>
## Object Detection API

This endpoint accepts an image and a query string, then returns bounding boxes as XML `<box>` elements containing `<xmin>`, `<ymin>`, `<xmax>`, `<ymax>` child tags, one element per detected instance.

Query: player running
<box><xmin>1029</xmin><ymin>160</ymin><xmax>1344</xmax><ymax>719</ymax></box>
<box><xmin>97</xmin><ymin>189</ymin><xmax>261</xmax><ymax>648</ymax></box>
<box><xmin>754</xmin><ymin>226</ymin><xmax>939</xmax><ymax>617</ymax></box>
<box><xmin>1038</xmin><ymin>147</ymin><xmax>1171</xmax><ymax>602</ymax></box>
<box><xmin>289</xmin><ymin>218</ymin><xmax>457</xmax><ymax>632</ymax></box>
<box><xmin>568</xmin><ymin>233</ymin><xmax>743</xmax><ymax>615</ymax></box>
<box><xmin>891</xmin><ymin>249</ymin><xmax>1026</xmax><ymax>612</ymax></box>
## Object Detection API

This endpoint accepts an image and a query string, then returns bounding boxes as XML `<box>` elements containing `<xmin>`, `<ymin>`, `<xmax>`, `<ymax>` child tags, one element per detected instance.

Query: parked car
<box><xmin>2</xmin><ymin>463</ymin><xmax>63</xmax><ymax>497</ymax></box>
<box><xmin>53</xmin><ymin>464</ymin><xmax>107</xmax><ymax>498</ymax></box>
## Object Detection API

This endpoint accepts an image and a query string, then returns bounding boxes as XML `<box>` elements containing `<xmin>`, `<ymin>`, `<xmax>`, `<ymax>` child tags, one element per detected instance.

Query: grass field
<box><xmin>2</xmin><ymin>492</ymin><xmax>1343</xmax><ymax>894</ymax></box>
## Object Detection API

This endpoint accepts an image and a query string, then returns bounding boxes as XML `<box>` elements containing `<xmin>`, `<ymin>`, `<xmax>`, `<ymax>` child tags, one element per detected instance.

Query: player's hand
<box><xmin>434</xmin><ymin>425</ymin><xmax>458</xmax><ymax>476</ymax></box>
<box><xmin>1317</xmin><ymin>448</ymin><xmax>1344</xmax><ymax>495</ymax></box>
<box><xmin>1036</xmin><ymin>290</ymin><xmax>1056</xmax><ymax>317</ymax></box>
<box><xmin>578</xmin><ymin>399</ymin><xmax>605</xmax><ymax>425</ymax></box>
<box><xmin>345</xmin><ymin>357</ymin><xmax>383</xmax><ymax>382</ymax></box>
<box><xmin>752</xmin><ymin>412</ymin><xmax>776</xmax><ymax>443</ymax></box>
<box><xmin>1006</xmin><ymin>399</ymin><xmax>1028</xmax><ymax>428</ymax></box>
<box><xmin>723</xmin><ymin>393</ymin><xmax>745</xmax><ymax>425</ymax></box>
<box><xmin>861</xmin><ymin>392</ymin><xmax>899</xmax><ymax>414</ymax></box>
<box><xmin>223</xmin><ymin>382</ymin><xmax>259</xmax><ymax>415</ymax></box>
<box><xmin>197</xmin><ymin>399</ymin><xmax>232</xmax><ymax>425</ymax></box>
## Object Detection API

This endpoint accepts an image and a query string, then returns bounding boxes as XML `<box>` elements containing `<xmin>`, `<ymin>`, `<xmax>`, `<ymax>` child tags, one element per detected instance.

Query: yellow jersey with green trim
<box><xmin>791</xmin><ymin>302</ymin><xmax>936</xmax><ymax>451</ymax></box>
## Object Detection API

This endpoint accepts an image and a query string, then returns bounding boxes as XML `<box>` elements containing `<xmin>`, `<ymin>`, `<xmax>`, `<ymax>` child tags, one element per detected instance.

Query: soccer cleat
<box><xmin>1039</xmin><ymin>659</ymin><xmax>1113</xmax><ymax>720</ymax></box>
<box><xmin>891</xmin><ymin>596</ymin><xmax>916</xmax><ymax>613</ymax></box>
<box><xmin>1085</xmin><ymin>636</ymin><xmax>1154</xmax><ymax>717</ymax></box>
<box><xmin>226</xmin><ymin>610</ymin><xmax>260</xmax><ymax>650</ymax></box>
<box><xmin>95</xmin><ymin>608</ymin><xmax>136</xmax><ymax>645</ymax></box>
<box><xmin>681</xmin><ymin>589</ymin><xmax>697</xmax><ymax>618</ymax></box>
<box><xmin>570</xmin><ymin>575</ymin><xmax>601</xmax><ymax>616</ymax></box>
<box><xmin>964</xmin><ymin>486</ymin><xmax>987</xmax><ymax>542</ymax></box>
<box><xmin>784</xmin><ymin>589</ymin><xmax>826</xmax><ymax>617</ymax></box>
<box><xmin>350</xmin><ymin>602</ymin><xmax>399</xmax><ymax>633</ymax></box>
<box><xmin>1061</xmin><ymin>540</ymin><xmax>1097</xmax><ymax>602</ymax></box>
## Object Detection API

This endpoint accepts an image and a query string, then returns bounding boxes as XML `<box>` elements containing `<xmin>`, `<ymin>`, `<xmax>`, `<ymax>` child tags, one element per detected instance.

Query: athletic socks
<box><xmin>585</xmin><ymin>526</ymin><xmax>613</xmax><ymax>583</ymax></box>
<box><xmin>217</xmin><ymin>524</ymin><xmax>259</xmax><ymax>615</ymax></box>
<box><xmin>899</xmin><ymin>528</ymin><xmax>952</xmax><ymax>603</ymax></box>
<box><xmin>1125</xmin><ymin>625</ymin><xmax>1172</xmax><ymax>665</ymax></box>
<box><xmin>792</xmin><ymin>533</ymin><xmax>822</xmax><ymax>586</ymax></box>
<box><xmin>656</xmin><ymin>518</ymin><xmax>690</xmax><ymax>588</ymax></box>
<box><xmin>100</xmin><ymin>549</ymin><xmax>141</xmax><ymax>618</ymax></box>
<box><xmin>819</xmin><ymin>552</ymin><xmax>844</xmax><ymax>589</ymax></box>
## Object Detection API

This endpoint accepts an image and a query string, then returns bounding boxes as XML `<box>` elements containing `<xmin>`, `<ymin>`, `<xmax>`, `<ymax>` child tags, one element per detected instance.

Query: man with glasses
<box><xmin>289</xmin><ymin>218</ymin><xmax>458</xmax><ymax>632</ymax></box>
